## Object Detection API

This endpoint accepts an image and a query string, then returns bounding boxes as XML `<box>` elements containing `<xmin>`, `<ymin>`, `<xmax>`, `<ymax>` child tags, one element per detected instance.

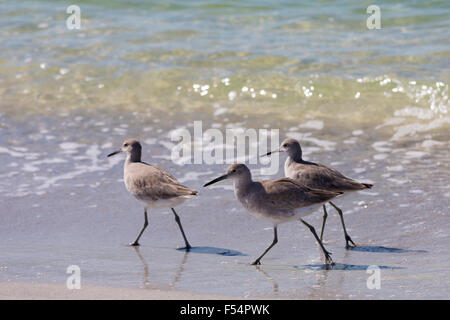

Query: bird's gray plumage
<box><xmin>124</xmin><ymin>162</ymin><xmax>197</xmax><ymax>203</ymax></box>
<box><xmin>273</xmin><ymin>138</ymin><xmax>373</xmax><ymax>248</ymax></box>
<box><xmin>117</xmin><ymin>138</ymin><xmax>197</xmax><ymax>206</ymax></box>
<box><xmin>204</xmin><ymin>163</ymin><xmax>338</xmax><ymax>265</ymax></box>
<box><xmin>216</xmin><ymin>164</ymin><xmax>342</xmax><ymax>224</ymax></box>
<box><xmin>258</xmin><ymin>178</ymin><xmax>341</xmax><ymax>211</ymax></box>
<box><xmin>108</xmin><ymin>138</ymin><xmax>195</xmax><ymax>248</ymax></box>
<box><xmin>281</xmin><ymin>138</ymin><xmax>373</xmax><ymax>192</ymax></box>
<box><xmin>285</xmin><ymin>157</ymin><xmax>372</xmax><ymax>192</ymax></box>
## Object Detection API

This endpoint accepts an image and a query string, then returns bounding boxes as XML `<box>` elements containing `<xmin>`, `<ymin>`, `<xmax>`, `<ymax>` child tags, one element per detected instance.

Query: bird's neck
<box><xmin>288</xmin><ymin>151</ymin><xmax>303</xmax><ymax>163</ymax></box>
<box><xmin>234</xmin><ymin>175</ymin><xmax>253</xmax><ymax>196</ymax></box>
<box><xmin>126</xmin><ymin>151</ymin><xmax>141</xmax><ymax>163</ymax></box>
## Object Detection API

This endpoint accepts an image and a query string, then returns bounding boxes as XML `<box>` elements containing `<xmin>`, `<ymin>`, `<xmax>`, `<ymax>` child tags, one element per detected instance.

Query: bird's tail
<box><xmin>310</xmin><ymin>188</ymin><xmax>343</xmax><ymax>203</ymax></box>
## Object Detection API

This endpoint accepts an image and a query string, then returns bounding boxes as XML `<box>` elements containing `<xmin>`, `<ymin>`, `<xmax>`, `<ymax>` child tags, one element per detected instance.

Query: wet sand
<box><xmin>0</xmin><ymin>282</ymin><xmax>232</xmax><ymax>300</ymax></box>
<box><xmin>0</xmin><ymin>113</ymin><xmax>449</xmax><ymax>299</ymax></box>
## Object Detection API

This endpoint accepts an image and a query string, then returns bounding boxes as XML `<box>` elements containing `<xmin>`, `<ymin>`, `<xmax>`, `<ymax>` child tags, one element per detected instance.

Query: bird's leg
<box><xmin>171</xmin><ymin>208</ymin><xmax>192</xmax><ymax>250</ymax></box>
<box><xmin>252</xmin><ymin>225</ymin><xmax>278</xmax><ymax>265</ymax></box>
<box><xmin>300</xmin><ymin>219</ymin><xmax>334</xmax><ymax>265</ymax></box>
<box><xmin>329</xmin><ymin>201</ymin><xmax>356</xmax><ymax>249</ymax></box>
<box><xmin>320</xmin><ymin>204</ymin><xmax>328</xmax><ymax>242</ymax></box>
<box><xmin>130</xmin><ymin>209</ymin><xmax>148</xmax><ymax>246</ymax></box>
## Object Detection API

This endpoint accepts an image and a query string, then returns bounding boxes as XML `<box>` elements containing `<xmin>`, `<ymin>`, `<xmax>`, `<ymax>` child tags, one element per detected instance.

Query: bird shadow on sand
<box><xmin>176</xmin><ymin>246</ymin><xmax>247</xmax><ymax>256</ymax></box>
<box><xmin>294</xmin><ymin>263</ymin><xmax>404</xmax><ymax>271</ymax></box>
<box><xmin>347</xmin><ymin>245</ymin><xmax>427</xmax><ymax>253</ymax></box>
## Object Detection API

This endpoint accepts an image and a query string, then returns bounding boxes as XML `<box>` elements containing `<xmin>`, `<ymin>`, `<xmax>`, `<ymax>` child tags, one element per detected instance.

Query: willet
<box><xmin>107</xmin><ymin>139</ymin><xmax>196</xmax><ymax>249</ymax></box>
<box><xmin>203</xmin><ymin>163</ymin><xmax>341</xmax><ymax>265</ymax></box>
<box><xmin>264</xmin><ymin>138</ymin><xmax>373</xmax><ymax>248</ymax></box>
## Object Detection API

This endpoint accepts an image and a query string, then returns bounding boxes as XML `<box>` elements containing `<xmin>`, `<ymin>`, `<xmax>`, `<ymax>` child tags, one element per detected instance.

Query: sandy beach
<box><xmin>0</xmin><ymin>1</ymin><xmax>448</xmax><ymax>300</ymax></box>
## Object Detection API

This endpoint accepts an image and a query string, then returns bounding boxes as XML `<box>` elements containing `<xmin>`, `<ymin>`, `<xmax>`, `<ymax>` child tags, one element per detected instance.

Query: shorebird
<box><xmin>107</xmin><ymin>139</ymin><xmax>196</xmax><ymax>248</ymax></box>
<box><xmin>203</xmin><ymin>163</ymin><xmax>341</xmax><ymax>265</ymax></box>
<box><xmin>264</xmin><ymin>138</ymin><xmax>373</xmax><ymax>248</ymax></box>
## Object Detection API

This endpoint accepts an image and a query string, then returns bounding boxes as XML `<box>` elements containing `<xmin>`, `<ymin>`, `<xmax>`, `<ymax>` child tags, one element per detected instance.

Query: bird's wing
<box><xmin>261</xmin><ymin>178</ymin><xmax>340</xmax><ymax>211</ymax></box>
<box><xmin>292</xmin><ymin>162</ymin><xmax>369</xmax><ymax>191</ymax></box>
<box><xmin>126</xmin><ymin>163</ymin><xmax>197</xmax><ymax>200</ymax></box>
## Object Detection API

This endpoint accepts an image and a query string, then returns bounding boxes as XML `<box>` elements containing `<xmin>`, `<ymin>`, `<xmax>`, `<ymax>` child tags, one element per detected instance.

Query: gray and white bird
<box><xmin>108</xmin><ymin>139</ymin><xmax>196</xmax><ymax>248</ymax></box>
<box><xmin>265</xmin><ymin>138</ymin><xmax>373</xmax><ymax>248</ymax></box>
<box><xmin>203</xmin><ymin>163</ymin><xmax>341</xmax><ymax>265</ymax></box>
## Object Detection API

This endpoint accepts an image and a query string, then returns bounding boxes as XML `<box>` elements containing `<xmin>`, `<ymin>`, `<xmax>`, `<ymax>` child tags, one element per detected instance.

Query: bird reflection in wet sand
<box><xmin>133</xmin><ymin>247</ymin><xmax>151</xmax><ymax>287</ymax></box>
<box><xmin>132</xmin><ymin>246</ymin><xmax>189</xmax><ymax>289</ymax></box>
<box><xmin>255</xmin><ymin>266</ymin><xmax>279</xmax><ymax>296</ymax></box>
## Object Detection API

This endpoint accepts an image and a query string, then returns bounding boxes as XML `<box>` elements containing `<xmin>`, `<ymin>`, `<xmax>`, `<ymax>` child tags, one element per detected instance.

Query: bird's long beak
<box><xmin>107</xmin><ymin>150</ymin><xmax>122</xmax><ymax>157</ymax></box>
<box><xmin>203</xmin><ymin>174</ymin><xmax>228</xmax><ymax>187</ymax></box>
<box><xmin>261</xmin><ymin>149</ymin><xmax>279</xmax><ymax>157</ymax></box>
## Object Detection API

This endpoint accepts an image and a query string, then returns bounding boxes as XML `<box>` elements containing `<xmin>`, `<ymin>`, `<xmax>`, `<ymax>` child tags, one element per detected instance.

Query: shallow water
<box><xmin>0</xmin><ymin>0</ymin><xmax>449</xmax><ymax>299</ymax></box>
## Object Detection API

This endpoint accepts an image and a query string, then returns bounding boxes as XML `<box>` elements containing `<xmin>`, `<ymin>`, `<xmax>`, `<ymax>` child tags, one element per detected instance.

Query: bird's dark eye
<box><xmin>283</xmin><ymin>144</ymin><xmax>287</xmax><ymax>147</ymax></box>
<box><xmin>232</xmin><ymin>169</ymin><xmax>236</xmax><ymax>173</ymax></box>
<box><xmin>124</xmin><ymin>143</ymin><xmax>128</xmax><ymax>147</ymax></box>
